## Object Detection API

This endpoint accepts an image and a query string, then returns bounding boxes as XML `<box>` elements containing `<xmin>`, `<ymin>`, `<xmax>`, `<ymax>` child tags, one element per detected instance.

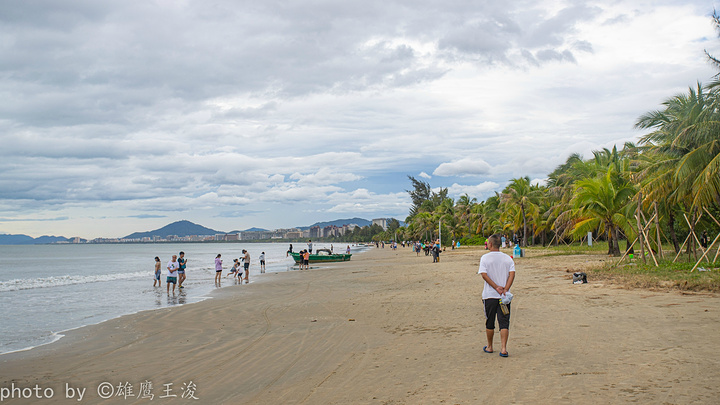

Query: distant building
<box><xmin>372</xmin><ymin>218</ymin><xmax>388</xmax><ymax>231</ymax></box>
<box><xmin>241</xmin><ymin>230</ymin><xmax>273</xmax><ymax>240</ymax></box>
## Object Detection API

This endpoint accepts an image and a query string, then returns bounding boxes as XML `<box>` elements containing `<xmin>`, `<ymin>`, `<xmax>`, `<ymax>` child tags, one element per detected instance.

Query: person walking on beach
<box><xmin>346</xmin><ymin>245</ymin><xmax>351</xmax><ymax>255</ymax></box>
<box><xmin>259</xmin><ymin>252</ymin><xmax>266</xmax><ymax>273</ymax></box>
<box><xmin>214</xmin><ymin>254</ymin><xmax>223</xmax><ymax>284</ymax></box>
<box><xmin>153</xmin><ymin>256</ymin><xmax>162</xmax><ymax>287</ymax></box>
<box><xmin>478</xmin><ymin>234</ymin><xmax>515</xmax><ymax>357</ymax></box>
<box><xmin>167</xmin><ymin>255</ymin><xmax>179</xmax><ymax>294</ymax></box>
<box><xmin>177</xmin><ymin>251</ymin><xmax>188</xmax><ymax>289</ymax></box>
<box><xmin>308</xmin><ymin>240</ymin><xmax>313</xmax><ymax>254</ymax></box>
<box><xmin>242</xmin><ymin>250</ymin><xmax>250</xmax><ymax>284</ymax></box>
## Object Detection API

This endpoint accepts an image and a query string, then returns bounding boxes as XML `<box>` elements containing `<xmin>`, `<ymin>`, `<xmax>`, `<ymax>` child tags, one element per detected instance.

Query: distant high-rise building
<box><xmin>372</xmin><ymin>218</ymin><xmax>388</xmax><ymax>231</ymax></box>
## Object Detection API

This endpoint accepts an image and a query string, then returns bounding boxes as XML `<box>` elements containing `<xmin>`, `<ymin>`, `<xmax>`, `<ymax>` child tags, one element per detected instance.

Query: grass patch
<box><xmin>524</xmin><ymin>242</ymin><xmax>720</xmax><ymax>292</ymax></box>
<box><xmin>525</xmin><ymin>241</ymin><xmax>610</xmax><ymax>256</ymax></box>
<box><xmin>591</xmin><ymin>259</ymin><xmax>720</xmax><ymax>292</ymax></box>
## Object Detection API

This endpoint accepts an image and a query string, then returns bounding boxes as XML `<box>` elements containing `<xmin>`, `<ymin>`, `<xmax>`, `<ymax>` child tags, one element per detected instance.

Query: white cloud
<box><xmin>433</xmin><ymin>158</ymin><xmax>493</xmax><ymax>177</ymax></box>
<box><xmin>0</xmin><ymin>0</ymin><xmax>717</xmax><ymax>238</ymax></box>
<box><xmin>446</xmin><ymin>182</ymin><xmax>500</xmax><ymax>199</ymax></box>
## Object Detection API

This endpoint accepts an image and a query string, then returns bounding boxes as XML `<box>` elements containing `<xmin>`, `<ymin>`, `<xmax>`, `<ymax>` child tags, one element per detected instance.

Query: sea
<box><xmin>0</xmin><ymin>242</ymin><xmax>363</xmax><ymax>355</ymax></box>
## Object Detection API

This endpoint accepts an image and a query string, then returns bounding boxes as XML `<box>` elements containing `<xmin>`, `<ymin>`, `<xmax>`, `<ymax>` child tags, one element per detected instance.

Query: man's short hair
<box><xmin>488</xmin><ymin>234</ymin><xmax>501</xmax><ymax>249</ymax></box>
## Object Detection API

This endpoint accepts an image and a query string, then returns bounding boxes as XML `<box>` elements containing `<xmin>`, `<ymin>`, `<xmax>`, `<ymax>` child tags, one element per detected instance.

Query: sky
<box><xmin>2</xmin><ymin>0</ymin><xmax>720</xmax><ymax>239</ymax></box>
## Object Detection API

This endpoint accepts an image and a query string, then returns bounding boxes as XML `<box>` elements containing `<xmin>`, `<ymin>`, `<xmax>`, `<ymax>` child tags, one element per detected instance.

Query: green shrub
<box><xmin>458</xmin><ymin>235</ymin><xmax>486</xmax><ymax>246</ymax></box>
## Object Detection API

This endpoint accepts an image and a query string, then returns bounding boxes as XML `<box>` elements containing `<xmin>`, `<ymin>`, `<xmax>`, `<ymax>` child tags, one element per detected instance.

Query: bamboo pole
<box><xmin>639</xmin><ymin>211</ymin><xmax>659</xmax><ymax>264</ymax></box>
<box><xmin>700</xmin><ymin>207</ymin><xmax>720</xmax><ymax>262</ymax></box>
<box><xmin>636</xmin><ymin>193</ymin><xmax>646</xmax><ymax>264</ymax></box>
<box><xmin>683</xmin><ymin>213</ymin><xmax>708</xmax><ymax>262</ymax></box>
<box><xmin>615</xmin><ymin>236</ymin><xmax>639</xmax><ymax>266</ymax></box>
<box><xmin>673</xmin><ymin>233</ymin><xmax>692</xmax><ymax>263</ymax></box>
<box><xmin>654</xmin><ymin>202</ymin><xmax>663</xmax><ymax>259</ymax></box>
<box><xmin>637</xmin><ymin>214</ymin><xmax>659</xmax><ymax>267</ymax></box>
<box><xmin>616</xmin><ymin>214</ymin><xmax>654</xmax><ymax>266</ymax></box>
<box><xmin>691</xmin><ymin>232</ymin><xmax>720</xmax><ymax>272</ymax></box>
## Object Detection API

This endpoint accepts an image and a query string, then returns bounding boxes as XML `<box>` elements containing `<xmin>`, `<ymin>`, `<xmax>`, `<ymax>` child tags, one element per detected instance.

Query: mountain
<box><xmin>0</xmin><ymin>234</ymin><xmax>36</xmax><ymax>245</ymax></box>
<box><xmin>123</xmin><ymin>220</ymin><xmax>222</xmax><ymax>239</ymax></box>
<box><xmin>35</xmin><ymin>235</ymin><xmax>74</xmax><ymax>244</ymax></box>
<box><xmin>243</xmin><ymin>227</ymin><xmax>268</xmax><ymax>232</ymax></box>
<box><xmin>227</xmin><ymin>227</ymin><xmax>268</xmax><ymax>233</ymax></box>
<box><xmin>297</xmin><ymin>217</ymin><xmax>372</xmax><ymax>230</ymax></box>
<box><xmin>0</xmin><ymin>234</ymin><xmax>70</xmax><ymax>245</ymax></box>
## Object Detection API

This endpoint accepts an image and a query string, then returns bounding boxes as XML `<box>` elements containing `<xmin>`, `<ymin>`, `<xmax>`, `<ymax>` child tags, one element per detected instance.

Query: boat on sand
<box><xmin>290</xmin><ymin>248</ymin><xmax>352</xmax><ymax>264</ymax></box>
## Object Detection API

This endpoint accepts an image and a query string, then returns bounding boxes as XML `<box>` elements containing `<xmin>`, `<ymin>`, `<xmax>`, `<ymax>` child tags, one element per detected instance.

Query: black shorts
<box><xmin>244</xmin><ymin>263</ymin><xmax>250</xmax><ymax>270</ymax></box>
<box><xmin>483</xmin><ymin>298</ymin><xmax>510</xmax><ymax>330</ymax></box>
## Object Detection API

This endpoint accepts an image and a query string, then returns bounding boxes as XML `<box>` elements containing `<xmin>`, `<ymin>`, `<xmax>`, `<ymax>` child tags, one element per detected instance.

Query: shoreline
<box><xmin>0</xmin><ymin>251</ymin><xmax>360</xmax><ymax>358</ymax></box>
<box><xmin>0</xmin><ymin>242</ymin><xmax>368</xmax><ymax>356</ymax></box>
<box><xmin>2</xmin><ymin>247</ymin><xmax>719</xmax><ymax>404</ymax></box>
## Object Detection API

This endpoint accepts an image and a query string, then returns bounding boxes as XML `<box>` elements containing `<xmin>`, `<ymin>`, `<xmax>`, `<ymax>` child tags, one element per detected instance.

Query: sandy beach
<box><xmin>1</xmin><ymin>247</ymin><xmax>719</xmax><ymax>404</ymax></box>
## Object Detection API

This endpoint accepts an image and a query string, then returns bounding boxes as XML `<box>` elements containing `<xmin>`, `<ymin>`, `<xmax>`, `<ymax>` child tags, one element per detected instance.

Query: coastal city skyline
<box><xmin>2</xmin><ymin>0</ymin><xmax>720</xmax><ymax>239</ymax></box>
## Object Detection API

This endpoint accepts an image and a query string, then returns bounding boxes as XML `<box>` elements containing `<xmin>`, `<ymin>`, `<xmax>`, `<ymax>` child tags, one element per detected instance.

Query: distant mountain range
<box><xmin>0</xmin><ymin>217</ymin><xmax>398</xmax><ymax>245</ymax></box>
<box><xmin>0</xmin><ymin>234</ymin><xmax>76</xmax><ymax>245</ymax></box>
<box><xmin>123</xmin><ymin>220</ymin><xmax>223</xmax><ymax>239</ymax></box>
<box><xmin>297</xmin><ymin>217</ymin><xmax>372</xmax><ymax>230</ymax></box>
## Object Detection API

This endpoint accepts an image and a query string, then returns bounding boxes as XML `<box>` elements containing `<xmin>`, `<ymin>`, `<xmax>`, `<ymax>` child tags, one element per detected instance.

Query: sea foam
<box><xmin>0</xmin><ymin>271</ymin><xmax>152</xmax><ymax>292</ymax></box>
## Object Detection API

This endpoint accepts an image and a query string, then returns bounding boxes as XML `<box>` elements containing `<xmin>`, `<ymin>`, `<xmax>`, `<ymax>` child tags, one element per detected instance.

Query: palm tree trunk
<box><xmin>612</xmin><ymin>226</ymin><xmax>621</xmax><ymax>256</ymax></box>
<box><xmin>668</xmin><ymin>210</ymin><xmax>680</xmax><ymax>253</ymax></box>
<box><xmin>531</xmin><ymin>224</ymin><xmax>535</xmax><ymax>245</ymax></box>
<box><xmin>522</xmin><ymin>204</ymin><xmax>527</xmax><ymax>247</ymax></box>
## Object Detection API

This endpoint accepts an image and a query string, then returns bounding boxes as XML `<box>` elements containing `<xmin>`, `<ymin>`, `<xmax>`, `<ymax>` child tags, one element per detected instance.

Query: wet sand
<box><xmin>1</xmin><ymin>247</ymin><xmax>718</xmax><ymax>404</ymax></box>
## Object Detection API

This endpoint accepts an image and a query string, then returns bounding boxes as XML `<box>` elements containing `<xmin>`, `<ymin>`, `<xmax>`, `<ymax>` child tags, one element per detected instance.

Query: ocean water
<box><xmin>0</xmin><ymin>241</ymin><xmax>360</xmax><ymax>355</ymax></box>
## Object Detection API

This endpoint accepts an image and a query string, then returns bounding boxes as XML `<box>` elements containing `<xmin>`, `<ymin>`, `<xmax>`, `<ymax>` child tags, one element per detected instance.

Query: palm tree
<box><xmin>411</xmin><ymin>212</ymin><xmax>435</xmax><ymax>241</ymax></box>
<box><xmin>571</xmin><ymin>170</ymin><xmax>636</xmax><ymax>256</ymax></box>
<box><xmin>455</xmin><ymin>194</ymin><xmax>478</xmax><ymax>235</ymax></box>
<box><xmin>501</xmin><ymin>176</ymin><xmax>541</xmax><ymax>247</ymax></box>
<box><xmin>636</xmin><ymin>83</ymin><xmax>720</xmax><ymax>210</ymax></box>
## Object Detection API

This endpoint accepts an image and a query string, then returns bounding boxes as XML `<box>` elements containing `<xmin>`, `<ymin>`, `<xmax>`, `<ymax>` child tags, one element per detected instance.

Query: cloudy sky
<box><xmin>2</xmin><ymin>0</ymin><xmax>719</xmax><ymax>239</ymax></box>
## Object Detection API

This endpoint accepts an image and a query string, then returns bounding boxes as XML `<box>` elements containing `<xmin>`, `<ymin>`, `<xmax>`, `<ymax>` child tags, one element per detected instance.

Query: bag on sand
<box><xmin>572</xmin><ymin>272</ymin><xmax>587</xmax><ymax>284</ymax></box>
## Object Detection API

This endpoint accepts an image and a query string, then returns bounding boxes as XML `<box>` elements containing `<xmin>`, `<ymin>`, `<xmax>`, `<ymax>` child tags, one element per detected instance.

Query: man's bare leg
<box><xmin>486</xmin><ymin>329</ymin><xmax>495</xmax><ymax>352</ymax></box>
<box><xmin>500</xmin><ymin>328</ymin><xmax>509</xmax><ymax>355</ymax></box>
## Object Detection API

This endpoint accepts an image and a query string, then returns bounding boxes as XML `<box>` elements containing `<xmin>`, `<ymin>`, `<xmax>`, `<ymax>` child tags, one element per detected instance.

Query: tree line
<box><xmin>398</xmin><ymin>13</ymin><xmax>720</xmax><ymax>256</ymax></box>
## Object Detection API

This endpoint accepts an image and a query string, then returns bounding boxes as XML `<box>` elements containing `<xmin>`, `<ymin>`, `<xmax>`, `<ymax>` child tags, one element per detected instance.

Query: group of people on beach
<box><xmin>153</xmin><ymin>249</ymin><xmax>269</xmax><ymax>292</ymax></box>
<box><xmin>154</xmin><ymin>251</ymin><xmax>188</xmax><ymax>294</ymax></box>
<box><xmin>217</xmin><ymin>250</ymin><xmax>266</xmax><ymax>284</ymax></box>
<box><xmin>410</xmin><ymin>240</ymin><xmax>442</xmax><ymax>262</ymax></box>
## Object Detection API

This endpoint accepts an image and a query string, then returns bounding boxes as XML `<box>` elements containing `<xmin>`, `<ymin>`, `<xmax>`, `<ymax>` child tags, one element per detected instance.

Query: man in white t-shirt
<box><xmin>167</xmin><ymin>255</ymin><xmax>179</xmax><ymax>294</ymax></box>
<box><xmin>478</xmin><ymin>234</ymin><xmax>515</xmax><ymax>357</ymax></box>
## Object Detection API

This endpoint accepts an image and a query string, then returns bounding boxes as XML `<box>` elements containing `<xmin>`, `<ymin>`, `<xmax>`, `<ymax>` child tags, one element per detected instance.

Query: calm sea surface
<box><xmin>0</xmin><ymin>242</ymin><xmax>362</xmax><ymax>355</ymax></box>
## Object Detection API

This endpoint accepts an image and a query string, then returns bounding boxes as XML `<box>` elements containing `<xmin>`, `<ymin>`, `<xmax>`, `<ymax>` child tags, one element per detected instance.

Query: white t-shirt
<box><xmin>259</xmin><ymin>253</ymin><xmax>265</xmax><ymax>261</ymax></box>
<box><xmin>167</xmin><ymin>260</ymin><xmax>179</xmax><ymax>277</ymax></box>
<box><xmin>478</xmin><ymin>251</ymin><xmax>515</xmax><ymax>299</ymax></box>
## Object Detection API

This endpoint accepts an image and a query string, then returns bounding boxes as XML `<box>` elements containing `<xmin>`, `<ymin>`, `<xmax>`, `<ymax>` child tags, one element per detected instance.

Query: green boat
<box><xmin>290</xmin><ymin>249</ymin><xmax>352</xmax><ymax>264</ymax></box>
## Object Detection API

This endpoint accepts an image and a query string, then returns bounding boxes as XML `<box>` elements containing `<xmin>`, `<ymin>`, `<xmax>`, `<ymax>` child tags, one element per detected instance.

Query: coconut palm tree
<box><xmin>571</xmin><ymin>169</ymin><xmax>636</xmax><ymax>256</ymax></box>
<box><xmin>455</xmin><ymin>194</ymin><xmax>478</xmax><ymax>235</ymax></box>
<box><xmin>501</xmin><ymin>176</ymin><xmax>542</xmax><ymax>246</ymax></box>
<box><xmin>636</xmin><ymin>82</ymin><xmax>720</xmax><ymax>210</ymax></box>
